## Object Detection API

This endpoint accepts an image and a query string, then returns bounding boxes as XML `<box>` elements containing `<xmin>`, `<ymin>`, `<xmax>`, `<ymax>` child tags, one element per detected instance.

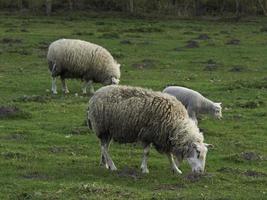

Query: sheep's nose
<box><xmin>193</xmin><ymin>168</ymin><xmax>203</xmax><ymax>174</ymax></box>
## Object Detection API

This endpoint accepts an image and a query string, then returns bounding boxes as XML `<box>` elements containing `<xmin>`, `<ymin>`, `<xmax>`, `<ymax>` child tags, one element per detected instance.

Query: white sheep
<box><xmin>163</xmin><ymin>86</ymin><xmax>222</xmax><ymax>124</ymax></box>
<box><xmin>47</xmin><ymin>39</ymin><xmax>121</xmax><ymax>94</ymax></box>
<box><xmin>87</xmin><ymin>85</ymin><xmax>212</xmax><ymax>174</ymax></box>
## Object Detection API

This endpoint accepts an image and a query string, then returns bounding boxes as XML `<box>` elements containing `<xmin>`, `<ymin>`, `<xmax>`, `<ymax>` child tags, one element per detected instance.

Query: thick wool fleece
<box><xmin>88</xmin><ymin>85</ymin><xmax>203</xmax><ymax>155</ymax></box>
<box><xmin>47</xmin><ymin>39</ymin><xmax>120</xmax><ymax>83</ymax></box>
<box><xmin>163</xmin><ymin>86</ymin><xmax>221</xmax><ymax>121</ymax></box>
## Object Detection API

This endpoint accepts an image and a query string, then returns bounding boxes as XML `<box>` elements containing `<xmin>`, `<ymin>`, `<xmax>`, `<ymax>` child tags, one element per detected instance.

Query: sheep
<box><xmin>47</xmin><ymin>39</ymin><xmax>121</xmax><ymax>94</ymax></box>
<box><xmin>87</xmin><ymin>85</ymin><xmax>212</xmax><ymax>174</ymax></box>
<box><xmin>163</xmin><ymin>86</ymin><xmax>222</xmax><ymax>125</ymax></box>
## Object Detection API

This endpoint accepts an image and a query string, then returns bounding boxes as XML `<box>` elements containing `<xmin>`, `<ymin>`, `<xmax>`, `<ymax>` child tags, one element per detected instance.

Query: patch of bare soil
<box><xmin>203</xmin><ymin>59</ymin><xmax>219</xmax><ymax>71</ymax></box>
<box><xmin>22</xmin><ymin>171</ymin><xmax>50</xmax><ymax>180</ymax></box>
<box><xmin>185</xmin><ymin>40</ymin><xmax>199</xmax><ymax>48</ymax></box>
<box><xmin>0</xmin><ymin>106</ymin><xmax>30</xmax><ymax>119</ymax></box>
<box><xmin>229</xmin><ymin>65</ymin><xmax>247</xmax><ymax>72</ymax></box>
<box><xmin>185</xmin><ymin>172</ymin><xmax>212</xmax><ymax>183</ymax></box>
<box><xmin>217</xmin><ymin>167</ymin><xmax>267</xmax><ymax>178</ymax></box>
<box><xmin>15</xmin><ymin>95</ymin><xmax>51</xmax><ymax>103</ymax></box>
<box><xmin>0</xmin><ymin>106</ymin><xmax>19</xmax><ymax>118</ymax></box>
<box><xmin>240</xmin><ymin>152</ymin><xmax>263</xmax><ymax>161</ymax></box>
<box><xmin>226</xmin><ymin>39</ymin><xmax>240</xmax><ymax>45</ymax></box>
<box><xmin>1</xmin><ymin>37</ymin><xmax>22</xmax><ymax>44</ymax></box>
<box><xmin>243</xmin><ymin>170</ymin><xmax>267</xmax><ymax>177</ymax></box>
<box><xmin>38</xmin><ymin>41</ymin><xmax>50</xmax><ymax>51</ymax></box>
<box><xmin>49</xmin><ymin>146</ymin><xmax>65</xmax><ymax>154</ymax></box>
<box><xmin>197</xmin><ymin>34</ymin><xmax>210</xmax><ymax>40</ymax></box>
<box><xmin>117</xmin><ymin>167</ymin><xmax>142</xmax><ymax>180</ymax></box>
<box><xmin>1</xmin><ymin>151</ymin><xmax>26</xmax><ymax>159</ymax></box>
<box><xmin>120</xmin><ymin>39</ymin><xmax>133</xmax><ymax>45</ymax></box>
<box><xmin>154</xmin><ymin>183</ymin><xmax>184</xmax><ymax>191</ymax></box>
<box><xmin>2</xmin><ymin>133</ymin><xmax>26</xmax><ymax>141</ymax></box>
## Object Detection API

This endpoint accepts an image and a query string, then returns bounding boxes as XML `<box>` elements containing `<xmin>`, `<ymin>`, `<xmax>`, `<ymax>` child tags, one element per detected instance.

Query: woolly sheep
<box><xmin>47</xmin><ymin>39</ymin><xmax>121</xmax><ymax>94</ymax></box>
<box><xmin>87</xmin><ymin>85</ymin><xmax>212</xmax><ymax>174</ymax></box>
<box><xmin>163</xmin><ymin>86</ymin><xmax>222</xmax><ymax>124</ymax></box>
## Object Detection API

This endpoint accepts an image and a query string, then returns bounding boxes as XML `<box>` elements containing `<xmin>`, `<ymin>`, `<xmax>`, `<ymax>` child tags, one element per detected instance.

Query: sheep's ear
<box><xmin>192</xmin><ymin>142</ymin><xmax>198</xmax><ymax>149</ymax></box>
<box><xmin>117</xmin><ymin>64</ymin><xmax>121</xmax><ymax>68</ymax></box>
<box><xmin>204</xmin><ymin>143</ymin><xmax>214</xmax><ymax>148</ymax></box>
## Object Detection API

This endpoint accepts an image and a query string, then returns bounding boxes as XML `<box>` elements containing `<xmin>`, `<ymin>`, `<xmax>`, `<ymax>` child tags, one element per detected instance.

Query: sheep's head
<box><xmin>185</xmin><ymin>142</ymin><xmax>212</xmax><ymax>174</ymax></box>
<box><xmin>213</xmin><ymin>102</ymin><xmax>222</xmax><ymax>119</ymax></box>
<box><xmin>103</xmin><ymin>77</ymin><xmax>120</xmax><ymax>85</ymax></box>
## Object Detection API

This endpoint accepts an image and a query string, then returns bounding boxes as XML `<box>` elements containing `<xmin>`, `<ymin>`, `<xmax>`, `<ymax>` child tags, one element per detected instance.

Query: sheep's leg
<box><xmin>168</xmin><ymin>153</ymin><xmax>182</xmax><ymax>174</ymax></box>
<box><xmin>51</xmin><ymin>77</ymin><xmax>57</xmax><ymax>94</ymax></box>
<box><xmin>140</xmin><ymin>144</ymin><xmax>150</xmax><ymax>173</ymax></box>
<box><xmin>61</xmin><ymin>78</ymin><xmax>69</xmax><ymax>94</ymax></box>
<box><xmin>100</xmin><ymin>145</ymin><xmax>109</xmax><ymax>169</ymax></box>
<box><xmin>188</xmin><ymin>107</ymin><xmax>198</xmax><ymax>125</ymax></box>
<box><xmin>82</xmin><ymin>80</ymin><xmax>94</xmax><ymax>95</ymax></box>
<box><xmin>101</xmin><ymin>141</ymin><xmax>117</xmax><ymax>171</ymax></box>
<box><xmin>173</xmin><ymin>154</ymin><xmax>182</xmax><ymax>168</ymax></box>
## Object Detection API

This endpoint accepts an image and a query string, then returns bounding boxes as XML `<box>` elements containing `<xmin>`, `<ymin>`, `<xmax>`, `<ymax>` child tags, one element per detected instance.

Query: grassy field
<box><xmin>0</xmin><ymin>12</ymin><xmax>267</xmax><ymax>199</ymax></box>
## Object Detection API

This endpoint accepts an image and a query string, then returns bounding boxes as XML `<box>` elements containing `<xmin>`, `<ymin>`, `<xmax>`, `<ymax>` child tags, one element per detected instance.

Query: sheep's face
<box><xmin>103</xmin><ymin>77</ymin><xmax>120</xmax><ymax>85</ymax></box>
<box><xmin>213</xmin><ymin>102</ymin><xmax>222</xmax><ymax>119</ymax></box>
<box><xmin>186</xmin><ymin>142</ymin><xmax>209</xmax><ymax>174</ymax></box>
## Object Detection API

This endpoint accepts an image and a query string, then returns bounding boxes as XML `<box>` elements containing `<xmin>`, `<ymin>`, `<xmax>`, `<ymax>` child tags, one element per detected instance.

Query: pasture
<box><xmin>0</xmin><ymin>12</ymin><xmax>266</xmax><ymax>199</ymax></box>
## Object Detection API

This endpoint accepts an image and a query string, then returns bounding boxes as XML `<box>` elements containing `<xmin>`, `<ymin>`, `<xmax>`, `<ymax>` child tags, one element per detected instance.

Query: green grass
<box><xmin>0</xmin><ymin>12</ymin><xmax>267</xmax><ymax>199</ymax></box>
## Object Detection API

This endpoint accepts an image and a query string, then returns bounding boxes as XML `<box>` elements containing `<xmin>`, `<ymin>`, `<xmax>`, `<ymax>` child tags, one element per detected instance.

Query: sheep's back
<box><xmin>47</xmin><ymin>39</ymin><xmax>116</xmax><ymax>76</ymax></box>
<box><xmin>88</xmin><ymin>85</ymin><xmax>188</xmax><ymax>145</ymax></box>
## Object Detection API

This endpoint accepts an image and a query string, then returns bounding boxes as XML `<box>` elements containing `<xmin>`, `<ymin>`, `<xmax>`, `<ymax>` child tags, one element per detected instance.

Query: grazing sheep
<box><xmin>47</xmin><ymin>39</ymin><xmax>121</xmax><ymax>94</ymax></box>
<box><xmin>87</xmin><ymin>85</ymin><xmax>212</xmax><ymax>174</ymax></box>
<box><xmin>163</xmin><ymin>86</ymin><xmax>222</xmax><ymax>124</ymax></box>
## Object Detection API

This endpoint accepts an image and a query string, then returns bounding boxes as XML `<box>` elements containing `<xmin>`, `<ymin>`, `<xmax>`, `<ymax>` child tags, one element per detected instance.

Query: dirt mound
<box><xmin>117</xmin><ymin>167</ymin><xmax>142</xmax><ymax>180</ymax></box>
<box><xmin>15</xmin><ymin>95</ymin><xmax>51</xmax><ymax>103</ymax></box>
<box><xmin>226</xmin><ymin>39</ymin><xmax>240</xmax><ymax>45</ymax></box>
<box><xmin>229</xmin><ymin>65</ymin><xmax>247</xmax><ymax>72</ymax></box>
<box><xmin>0</xmin><ymin>106</ymin><xmax>30</xmax><ymax>119</ymax></box>
<box><xmin>120</xmin><ymin>40</ymin><xmax>133</xmax><ymax>45</ymax></box>
<box><xmin>22</xmin><ymin>171</ymin><xmax>50</xmax><ymax>180</ymax></box>
<box><xmin>197</xmin><ymin>34</ymin><xmax>210</xmax><ymax>40</ymax></box>
<box><xmin>240</xmin><ymin>152</ymin><xmax>263</xmax><ymax>161</ymax></box>
<box><xmin>1</xmin><ymin>38</ymin><xmax>22</xmax><ymax>44</ymax></box>
<box><xmin>185</xmin><ymin>172</ymin><xmax>212</xmax><ymax>182</ymax></box>
<box><xmin>185</xmin><ymin>40</ymin><xmax>199</xmax><ymax>48</ymax></box>
<box><xmin>154</xmin><ymin>183</ymin><xmax>184</xmax><ymax>191</ymax></box>
<box><xmin>217</xmin><ymin>167</ymin><xmax>266</xmax><ymax>177</ymax></box>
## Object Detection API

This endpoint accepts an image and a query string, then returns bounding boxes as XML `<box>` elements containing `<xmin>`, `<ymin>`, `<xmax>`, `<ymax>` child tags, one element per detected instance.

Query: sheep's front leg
<box><xmin>101</xmin><ymin>142</ymin><xmax>117</xmax><ymax>171</ymax></box>
<box><xmin>140</xmin><ymin>144</ymin><xmax>150</xmax><ymax>173</ymax></box>
<box><xmin>168</xmin><ymin>153</ymin><xmax>182</xmax><ymax>174</ymax></box>
<box><xmin>51</xmin><ymin>77</ymin><xmax>57</xmax><ymax>94</ymax></box>
<box><xmin>61</xmin><ymin>78</ymin><xmax>69</xmax><ymax>94</ymax></box>
<box><xmin>82</xmin><ymin>80</ymin><xmax>94</xmax><ymax>95</ymax></box>
<box><xmin>187</xmin><ymin>107</ymin><xmax>198</xmax><ymax>125</ymax></box>
<box><xmin>100</xmin><ymin>145</ymin><xmax>109</xmax><ymax>169</ymax></box>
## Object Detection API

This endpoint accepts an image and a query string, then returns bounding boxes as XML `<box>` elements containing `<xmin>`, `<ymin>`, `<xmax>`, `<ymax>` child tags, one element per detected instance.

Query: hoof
<box><xmin>141</xmin><ymin>168</ymin><xmax>149</xmax><ymax>174</ymax></box>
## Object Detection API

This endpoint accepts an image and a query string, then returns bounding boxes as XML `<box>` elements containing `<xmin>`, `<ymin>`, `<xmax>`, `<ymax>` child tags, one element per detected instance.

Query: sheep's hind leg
<box><xmin>82</xmin><ymin>80</ymin><xmax>94</xmax><ymax>95</ymax></box>
<box><xmin>101</xmin><ymin>140</ymin><xmax>117</xmax><ymax>171</ymax></box>
<box><xmin>51</xmin><ymin>76</ymin><xmax>57</xmax><ymax>94</ymax></box>
<box><xmin>61</xmin><ymin>78</ymin><xmax>69</xmax><ymax>94</ymax></box>
<box><xmin>140</xmin><ymin>144</ymin><xmax>150</xmax><ymax>173</ymax></box>
<box><xmin>168</xmin><ymin>153</ymin><xmax>182</xmax><ymax>174</ymax></box>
